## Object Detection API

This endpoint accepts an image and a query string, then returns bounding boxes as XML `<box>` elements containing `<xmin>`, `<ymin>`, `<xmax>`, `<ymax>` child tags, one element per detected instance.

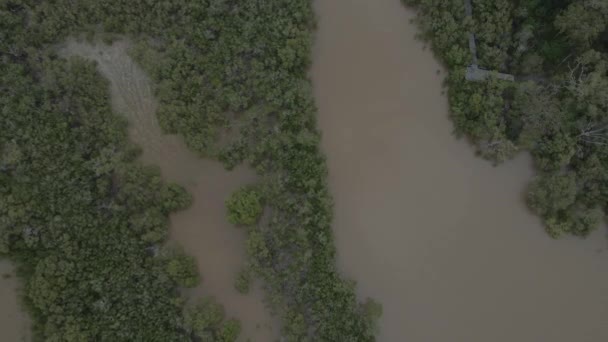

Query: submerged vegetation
<box><xmin>1</xmin><ymin>0</ymin><xmax>379</xmax><ymax>340</ymax></box>
<box><xmin>404</xmin><ymin>0</ymin><xmax>608</xmax><ymax>238</ymax></box>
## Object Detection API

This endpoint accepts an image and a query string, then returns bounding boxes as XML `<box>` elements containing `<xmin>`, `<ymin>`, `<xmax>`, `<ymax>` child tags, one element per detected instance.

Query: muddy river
<box><xmin>60</xmin><ymin>40</ymin><xmax>277</xmax><ymax>342</ymax></box>
<box><xmin>311</xmin><ymin>0</ymin><xmax>608</xmax><ymax>341</ymax></box>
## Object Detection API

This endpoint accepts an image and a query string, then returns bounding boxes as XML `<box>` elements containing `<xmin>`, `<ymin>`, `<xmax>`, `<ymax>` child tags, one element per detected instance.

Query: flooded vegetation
<box><xmin>3</xmin><ymin>1</ymin><xmax>607</xmax><ymax>340</ymax></box>
<box><xmin>59</xmin><ymin>40</ymin><xmax>278</xmax><ymax>341</ymax></box>
<box><xmin>312</xmin><ymin>0</ymin><xmax>608</xmax><ymax>341</ymax></box>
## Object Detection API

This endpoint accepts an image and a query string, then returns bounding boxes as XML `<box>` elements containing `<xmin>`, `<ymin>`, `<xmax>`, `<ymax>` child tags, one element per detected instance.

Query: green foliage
<box><xmin>162</xmin><ymin>183</ymin><xmax>193</xmax><ymax>213</ymax></box>
<box><xmin>554</xmin><ymin>1</ymin><xmax>608</xmax><ymax>50</ymax></box>
<box><xmin>163</xmin><ymin>247</ymin><xmax>200</xmax><ymax>288</ymax></box>
<box><xmin>184</xmin><ymin>298</ymin><xmax>240</xmax><ymax>342</ymax></box>
<box><xmin>528</xmin><ymin>171</ymin><xmax>604</xmax><ymax>238</ymax></box>
<box><xmin>527</xmin><ymin>172</ymin><xmax>577</xmax><ymax>217</ymax></box>
<box><xmin>544</xmin><ymin>205</ymin><xmax>603</xmax><ymax>238</ymax></box>
<box><xmin>234</xmin><ymin>268</ymin><xmax>252</xmax><ymax>294</ymax></box>
<box><xmin>403</xmin><ymin>0</ymin><xmax>469</xmax><ymax>68</ymax></box>
<box><xmin>471</xmin><ymin>0</ymin><xmax>514</xmax><ymax>69</ymax></box>
<box><xmin>0</xmin><ymin>55</ymin><xmax>191</xmax><ymax>340</ymax></box>
<box><xmin>449</xmin><ymin>75</ymin><xmax>519</xmax><ymax>162</ymax></box>
<box><xmin>218</xmin><ymin>319</ymin><xmax>241</xmax><ymax>342</ymax></box>
<box><xmin>406</xmin><ymin>0</ymin><xmax>608</xmax><ymax>238</ymax></box>
<box><xmin>226</xmin><ymin>187</ymin><xmax>263</xmax><ymax>226</ymax></box>
<box><xmin>361</xmin><ymin>298</ymin><xmax>384</xmax><ymax>335</ymax></box>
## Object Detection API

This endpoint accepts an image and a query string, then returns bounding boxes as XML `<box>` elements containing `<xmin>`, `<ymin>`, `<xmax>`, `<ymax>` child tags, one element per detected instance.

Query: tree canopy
<box><xmin>226</xmin><ymin>187</ymin><xmax>263</xmax><ymax>226</ymax></box>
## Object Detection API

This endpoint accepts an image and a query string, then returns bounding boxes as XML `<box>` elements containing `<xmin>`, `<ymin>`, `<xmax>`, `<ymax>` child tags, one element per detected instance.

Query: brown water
<box><xmin>60</xmin><ymin>40</ymin><xmax>277</xmax><ymax>342</ymax></box>
<box><xmin>312</xmin><ymin>0</ymin><xmax>608</xmax><ymax>341</ymax></box>
<box><xmin>0</xmin><ymin>260</ymin><xmax>30</xmax><ymax>342</ymax></box>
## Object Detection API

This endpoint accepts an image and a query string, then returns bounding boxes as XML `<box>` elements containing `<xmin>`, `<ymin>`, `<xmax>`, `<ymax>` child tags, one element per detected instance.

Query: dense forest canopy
<box><xmin>1</xmin><ymin>45</ymin><xmax>198</xmax><ymax>340</ymax></box>
<box><xmin>404</xmin><ymin>0</ymin><xmax>608</xmax><ymax>238</ymax></box>
<box><xmin>1</xmin><ymin>0</ymin><xmax>379</xmax><ymax>341</ymax></box>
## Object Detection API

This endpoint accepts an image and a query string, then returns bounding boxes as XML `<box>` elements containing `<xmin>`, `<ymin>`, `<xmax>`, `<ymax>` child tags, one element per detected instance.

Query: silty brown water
<box><xmin>60</xmin><ymin>40</ymin><xmax>277</xmax><ymax>342</ymax></box>
<box><xmin>311</xmin><ymin>0</ymin><xmax>608</xmax><ymax>341</ymax></box>
<box><xmin>0</xmin><ymin>260</ymin><xmax>30</xmax><ymax>342</ymax></box>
